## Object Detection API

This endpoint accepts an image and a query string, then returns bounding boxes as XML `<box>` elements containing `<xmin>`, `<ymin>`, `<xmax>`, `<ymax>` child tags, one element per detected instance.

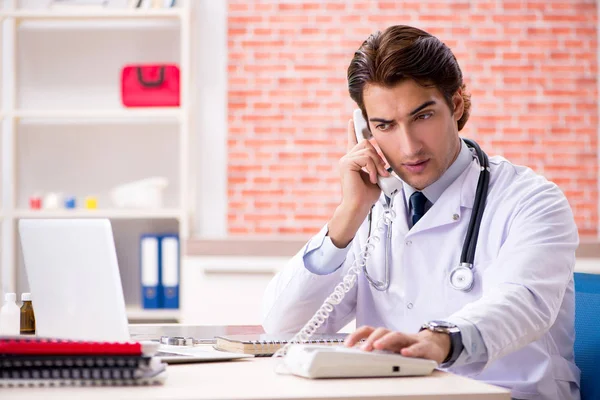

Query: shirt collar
<box><xmin>402</xmin><ymin>139</ymin><xmax>473</xmax><ymax>207</ymax></box>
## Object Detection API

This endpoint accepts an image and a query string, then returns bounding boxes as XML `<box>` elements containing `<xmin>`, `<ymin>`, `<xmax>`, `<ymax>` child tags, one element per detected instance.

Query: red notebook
<box><xmin>0</xmin><ymin>336</ymin><xmax>142</xmax><ymax>356</ymax></box>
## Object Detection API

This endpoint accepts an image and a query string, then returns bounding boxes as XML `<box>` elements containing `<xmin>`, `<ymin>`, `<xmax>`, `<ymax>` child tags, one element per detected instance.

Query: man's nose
<box><xmin>397</xmin><ymin>126</ymin><xmax>423</xmax><ymax>158</ymax></box>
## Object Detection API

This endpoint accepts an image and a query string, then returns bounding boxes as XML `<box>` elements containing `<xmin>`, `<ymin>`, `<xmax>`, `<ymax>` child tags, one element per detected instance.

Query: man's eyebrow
<box><xmin>409</xmin><ymin>100</ymin><xmax>436</xmax><ymax>116</ymax></box>
<box><xmin>368</xmin><ymin>100</ymin><xmax>437</xmax><ymax>124</ymax></box>
<box><xmin>369</xmin><ymin>117</ymin><xmax>394</xmax><ymax>124</ymax></box>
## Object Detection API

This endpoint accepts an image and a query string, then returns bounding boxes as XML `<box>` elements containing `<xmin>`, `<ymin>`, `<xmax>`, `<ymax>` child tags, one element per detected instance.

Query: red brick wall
<box><xmin>227</xmin><ymin>0</ymin><xmax>598</xmax><ymax>238</ymax></box>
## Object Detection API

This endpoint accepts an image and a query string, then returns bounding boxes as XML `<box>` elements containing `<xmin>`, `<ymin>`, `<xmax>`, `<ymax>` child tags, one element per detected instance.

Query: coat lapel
<box><xmin>406</xmin><ymin>158</ymin><xmax>481</xmax><ymax>237</ymax></box>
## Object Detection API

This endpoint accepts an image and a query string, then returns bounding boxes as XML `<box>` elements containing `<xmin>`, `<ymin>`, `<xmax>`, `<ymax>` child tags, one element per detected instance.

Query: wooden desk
<box><xmin>3</xmin><ymin>357</ymin><xmax>510</xmax><ymax>400</ymax></box>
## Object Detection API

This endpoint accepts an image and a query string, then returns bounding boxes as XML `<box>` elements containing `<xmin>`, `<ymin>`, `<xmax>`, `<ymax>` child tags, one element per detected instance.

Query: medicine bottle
<box><xmin>20</xmin><ymin>293</ymin><xmax>35</xmax><ymax>335</ymax></box>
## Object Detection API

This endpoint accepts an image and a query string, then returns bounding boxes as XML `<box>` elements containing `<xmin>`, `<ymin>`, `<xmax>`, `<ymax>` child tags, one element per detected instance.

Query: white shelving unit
<box><xmin>0</xmin><ymin>1</ymin><xmax>195</xmax><ymax>323</ymax></box>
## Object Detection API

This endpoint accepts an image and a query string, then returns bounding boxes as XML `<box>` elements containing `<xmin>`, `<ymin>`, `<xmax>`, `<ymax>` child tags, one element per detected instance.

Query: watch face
<box><xmin>429</xmin><ymin>320</ymin><xmax>456</xmax><ymax>329</ymax></box>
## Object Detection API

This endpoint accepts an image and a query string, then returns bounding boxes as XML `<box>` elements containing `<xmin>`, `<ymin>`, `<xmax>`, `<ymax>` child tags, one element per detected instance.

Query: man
<box><xmin>262</xmin><ymin>25</ymin><xmax>579</xmax><ymax>400</ymax></box>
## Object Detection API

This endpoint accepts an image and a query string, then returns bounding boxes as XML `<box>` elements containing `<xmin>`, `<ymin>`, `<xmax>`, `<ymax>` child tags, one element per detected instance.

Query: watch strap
<box><xmin>440</xmin><ymin>329</ymin><xmax>463</xmax><ymax>368</ymax></box>
<box><xmin>420</xmin><ymin>322</ymin><xmax>464</xmax><ymax>368</ymax></box>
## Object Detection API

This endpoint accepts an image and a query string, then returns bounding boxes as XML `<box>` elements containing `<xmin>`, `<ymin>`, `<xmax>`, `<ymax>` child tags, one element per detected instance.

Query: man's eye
<box><xmin>416</xmin><ymin>112</ymin><xmax>433</xmax><ymax>120</ymax></box>
<box><xmin>376</xmin><ymin>123</ymin><xmax>393</xmax><ymax>131</ymax></box>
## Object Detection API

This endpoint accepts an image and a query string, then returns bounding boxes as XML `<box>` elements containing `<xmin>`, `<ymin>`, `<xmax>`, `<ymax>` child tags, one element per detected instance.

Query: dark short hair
<box><xmin>347</xmin><ymin>25</ymin><xmax>471</xmax><ymax>131</ymax></box>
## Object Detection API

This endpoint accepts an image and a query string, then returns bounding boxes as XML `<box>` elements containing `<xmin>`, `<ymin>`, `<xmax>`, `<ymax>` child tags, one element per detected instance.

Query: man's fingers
<box><xmin>344</xmin><ymin>325</ymin><xmax>375</xmax><ymax>347</ymax></box>
<box><xmin>360</xmin><ymin>328</ymin><xmax>390</xmax><ymax>351</ymax></box>
<box><xmin>400</xmin><ymin>341</ymin><xmax>430</xmax><ymax>359</ymax></box>
<box><xmin>358</xmin><ymin>139</ymin><xmax>390</xmax><ymax>177</ymax></box>
<box><xmin>361</xmin><ymin>157</ymin><xmax>378</xmax><ymax>184</ymax></box>
<box><xmin>363</xmin><ymin>148</ymin><xmax>390</xmax><ymax>177</ymax></box>
<box><xmin>347</xmin><ymin>120</ymin><xmax>387</xmax><ymax>167</ymax></box>
<box><xmin>347</xmin><ymin>149</ymin><xmax>389</xmax><ymax>178</ymax></box>
<box><xmin>372</xmin><ymin>332</ymin><xmax>417</xmax><ymax>353</ymax></box>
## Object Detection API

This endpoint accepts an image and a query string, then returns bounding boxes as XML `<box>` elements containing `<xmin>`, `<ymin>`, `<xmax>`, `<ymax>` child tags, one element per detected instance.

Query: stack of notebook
<box><xmin>0</xmin><ymin>336</ymin><xmax>167</xmax><ymax>387</ymax></box>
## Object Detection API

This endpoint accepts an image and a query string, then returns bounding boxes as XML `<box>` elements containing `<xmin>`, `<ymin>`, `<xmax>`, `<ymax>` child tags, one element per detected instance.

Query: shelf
<box><xmin>14</xmin><ymin>209</ymin><xmax>182</xmax><ymax>219</ymax></box>
<box><xmin>126</xmin><ymin>306</ymin><xmax>180</xmax><ymax>322</ymax></box>
<box><xmin>0</xmin><ymin>9</ymin><xmax>183</xmax><ymax>20</ymax></box>
<box><xmin>14</xmin><ymin>108</ymin><xmax>182</xmax><ymax>123</ymax></box>
<box><xmin>16</xmin><ymin>19</ymin><xmax>180</xmax><ymax>30</ymax></box>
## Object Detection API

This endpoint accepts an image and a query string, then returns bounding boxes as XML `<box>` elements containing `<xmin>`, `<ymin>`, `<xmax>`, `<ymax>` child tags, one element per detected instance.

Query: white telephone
<box><xmin>352</xmin><ymin>108</ymin><xmax>403</xmax><ymax>198</ymax></box>
<box><xmin>283</xmin><ymin>344</ymin><xmax>437</xmax><ymax>379</ymax></box>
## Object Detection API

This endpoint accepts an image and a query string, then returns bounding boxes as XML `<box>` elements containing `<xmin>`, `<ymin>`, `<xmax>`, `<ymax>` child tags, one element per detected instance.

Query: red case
<box><xmin>121</xmin><ymin>64</ymin><xmax>180</xmax><ymax>107</ymax></box>
<box><xmin>0</xmin><ymin>337</ymin><xmax>142</xmax><ymax>356</ymax></box>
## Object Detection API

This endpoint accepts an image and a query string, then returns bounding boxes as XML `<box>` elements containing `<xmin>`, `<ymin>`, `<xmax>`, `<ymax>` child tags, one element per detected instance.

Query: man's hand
<box><xmin>327</xmin><ymin>119</ymin><xmax>389</xmax><ymax>248</ymax></box>
<box><xmin>344</xmin><ymin>326</ymin><xmax>451</xmax><ymax>365</ymax></box>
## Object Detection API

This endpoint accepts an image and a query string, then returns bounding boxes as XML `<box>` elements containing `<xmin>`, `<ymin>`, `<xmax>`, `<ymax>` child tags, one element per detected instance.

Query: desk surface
<box><xmin>3</xmin><ymin>355</ymin><xmax>510</xmax><ymax>400</ymax></box>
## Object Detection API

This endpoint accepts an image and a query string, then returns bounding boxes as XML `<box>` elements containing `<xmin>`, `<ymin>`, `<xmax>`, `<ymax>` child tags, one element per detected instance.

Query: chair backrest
<box><xmin>574</xmin><ymin>272</ymin><xmax>600</xmax><ymax>400</ymax></box>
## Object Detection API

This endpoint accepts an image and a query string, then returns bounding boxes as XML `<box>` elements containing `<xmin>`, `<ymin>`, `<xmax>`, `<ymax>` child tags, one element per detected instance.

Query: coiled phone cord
<box><xmin>273</xmin><ymin>195</ymin><xmax>397</xmax><ymax>359</ymax></box>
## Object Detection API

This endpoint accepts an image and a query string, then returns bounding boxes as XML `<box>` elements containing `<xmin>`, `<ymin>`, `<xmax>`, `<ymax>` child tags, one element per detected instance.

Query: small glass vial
<box><xmin>20</xmin><ymin>293</ymin><xmax>35</xmax><ymax>335</ymax></box>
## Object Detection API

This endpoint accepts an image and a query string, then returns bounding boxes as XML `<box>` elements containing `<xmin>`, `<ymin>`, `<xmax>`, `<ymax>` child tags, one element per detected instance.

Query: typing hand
<box><xmin>344</xmin><ymin>326</ymin><xmax>450</xmax><ymax>365</ymax></box>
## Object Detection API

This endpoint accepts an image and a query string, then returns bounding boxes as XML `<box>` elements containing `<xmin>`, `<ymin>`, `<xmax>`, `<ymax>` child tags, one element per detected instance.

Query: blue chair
<box><xmin>574</xmin><ymin>272</ymin><xmax>600</xmax><ymax>400</ymax></box>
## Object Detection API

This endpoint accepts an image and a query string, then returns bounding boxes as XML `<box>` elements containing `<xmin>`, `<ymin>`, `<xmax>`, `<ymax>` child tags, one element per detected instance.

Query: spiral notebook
<box><xmin>0</xmin><ymin>354</ymin><xmax>152</xmax><ymax>369</ymax></box>
<box><xmin>214</xmin><ymin>333</ymin><xmax>348</xmax><ymax>356</ymax></box>
<box><xmin>0</xmin><ymin>336</ymin><xmax>166</xmax><ymax>387</ymax></box>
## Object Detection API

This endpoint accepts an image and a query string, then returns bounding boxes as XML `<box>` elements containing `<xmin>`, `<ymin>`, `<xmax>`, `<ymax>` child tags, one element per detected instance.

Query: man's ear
<box><xmin>452</xmin><ymin>89</ymin><xmax>464</xmax><ymax>123</ymax></box>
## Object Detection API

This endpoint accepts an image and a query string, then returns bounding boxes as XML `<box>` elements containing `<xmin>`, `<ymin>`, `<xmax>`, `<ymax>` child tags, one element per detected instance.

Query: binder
<box><xmin>160</xmin><ymin>234</ymin><xmax>180</xmax><ymax>309</ymax></box>
<box><xmin>140</xmin><ymin>235</ymin><xmax>161</xmax><ymax>309</ymax></box>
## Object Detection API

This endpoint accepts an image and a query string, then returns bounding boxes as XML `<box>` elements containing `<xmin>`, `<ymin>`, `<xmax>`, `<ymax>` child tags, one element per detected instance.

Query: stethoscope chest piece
<box><xmin>160</xmin><ymin>336</ymin><xmax>195</xmax><ymax>346</ymax></box>
<box><xmin>449</xmin><ymin>263</ymin><xmax>474</xmax><ymax>292</ymax></box>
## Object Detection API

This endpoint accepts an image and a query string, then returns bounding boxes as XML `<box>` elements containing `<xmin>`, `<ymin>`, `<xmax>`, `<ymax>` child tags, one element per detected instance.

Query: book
<box><xmin>0</xmin><ymin>336</ymin><xmax>142</xmax><ymax>356</ymax></box>
<box><xmin>214</xmin><ymin>333</ymin><xmax>348</xmax><ymax>356</ymax></box>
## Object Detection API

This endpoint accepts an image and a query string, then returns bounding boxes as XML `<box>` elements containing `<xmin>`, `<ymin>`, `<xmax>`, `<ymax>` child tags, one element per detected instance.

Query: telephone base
<box><xmin>283</xmin><ymin>344</ymin><xmax>438</xmax><ymax>379</ymax></box>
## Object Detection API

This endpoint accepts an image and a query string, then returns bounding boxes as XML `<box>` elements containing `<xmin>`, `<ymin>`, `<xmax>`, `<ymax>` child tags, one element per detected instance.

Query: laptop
<box><xmin>18</xmin><ymin>219</ymin><xmax>252</xmax><ymax>363</ymax></box>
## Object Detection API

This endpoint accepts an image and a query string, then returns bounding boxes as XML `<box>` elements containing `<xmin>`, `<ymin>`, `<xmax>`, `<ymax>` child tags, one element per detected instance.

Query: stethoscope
<box><xmin>363</xmin><ymin>138</ymin><xmax>490</xmax><ymax>292</ymax></box>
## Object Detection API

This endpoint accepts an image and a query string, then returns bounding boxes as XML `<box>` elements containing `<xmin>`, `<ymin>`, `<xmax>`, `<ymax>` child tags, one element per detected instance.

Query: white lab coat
<box><xmin>263</xmin><ymin>155</ymin><xmax>580</xmax><ymax>400</ymax></box>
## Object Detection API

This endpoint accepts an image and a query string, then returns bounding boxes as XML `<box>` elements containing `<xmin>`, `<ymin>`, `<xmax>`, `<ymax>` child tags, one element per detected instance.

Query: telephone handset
<box><xmin>352</xmin><ymin>109</ymin><xmax>403</xmax><ymax>198</ymax></box>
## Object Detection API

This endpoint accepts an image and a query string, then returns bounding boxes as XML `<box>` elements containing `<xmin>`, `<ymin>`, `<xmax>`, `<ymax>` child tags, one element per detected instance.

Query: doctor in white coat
<box><xmin>262</xmin><ymin>25</ymin><xmax>580</xmax><ymax>400</ymax></box>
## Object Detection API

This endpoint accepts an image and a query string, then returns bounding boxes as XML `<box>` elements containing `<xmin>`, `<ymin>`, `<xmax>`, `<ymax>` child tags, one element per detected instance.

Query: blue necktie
<box><xmin>410</xmin><ymin>191</ymin><xmax>427</xmax><ymax>227</ymax></box>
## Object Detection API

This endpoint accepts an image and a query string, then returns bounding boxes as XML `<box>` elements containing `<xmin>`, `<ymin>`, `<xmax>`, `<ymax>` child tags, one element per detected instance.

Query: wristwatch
<box><xmin>420</xmin><ymin>320</ymin><xmax>464</xmax><ymax>368</ymax></box>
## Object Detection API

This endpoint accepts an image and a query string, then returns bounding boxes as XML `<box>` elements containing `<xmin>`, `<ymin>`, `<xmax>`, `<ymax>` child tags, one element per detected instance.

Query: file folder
<box><xmin>160</xmin><ymin>234</ymin><xmax>179</xmax><ymax>309</ymax></box>
<box><xmin>140</xmin><ymin>235</ymin><xmax>161</xmax><ymax>309</ymax></box>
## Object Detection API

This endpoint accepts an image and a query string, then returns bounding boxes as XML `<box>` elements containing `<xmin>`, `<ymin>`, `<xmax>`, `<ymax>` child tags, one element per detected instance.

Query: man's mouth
<box><xmin>402</xmin><ymin>159</ymin><xmax>429</xmax><ymax>173</ymax></box>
